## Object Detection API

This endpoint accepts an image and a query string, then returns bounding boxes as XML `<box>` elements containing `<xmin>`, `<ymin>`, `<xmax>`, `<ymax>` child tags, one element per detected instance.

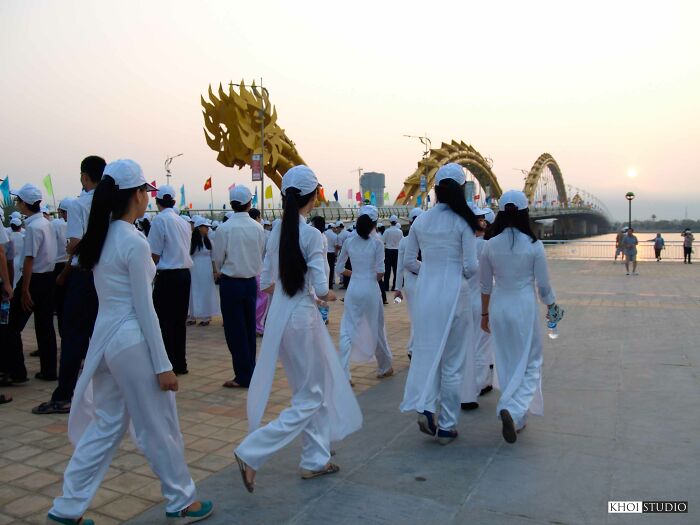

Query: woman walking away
<box><xmin>400</xmin><ymin>163</ymin><xmax>479</xmax><ymax>445</ymax></box>
<box><xmin>479</xmin><ymin>190</ymin><xmax>562</xmax><ymax>444</ymax></box>
<box><xmin>188</xmin><ymin>217</ymin><xmax>220</xmax><ymax>326</ymax></box>
<box><xmin>234</xmin><ymin>165</ymin><xmax>362</xmax><ymax>492</ymax></box>
<box><xmin>48</xmin><ymin>160</ymin><xmax>212</xmax><ymax>525</ymax></box>
<box><xmin>336</xmin><ymin>205</ymin><xmax>393</xmax><ymax>383</ymax></box>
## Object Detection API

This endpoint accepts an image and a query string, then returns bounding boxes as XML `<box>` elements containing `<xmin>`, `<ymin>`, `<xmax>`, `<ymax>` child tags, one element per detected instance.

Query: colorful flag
<box><xmin>417</xmin><ymin>195</ymin><xmax>422</xmax><ymax>206</ymax></box>
<box><xmin>180</xmin><ymin>185</ymin><xmax>186</xmax><ymax>207</ymax></box>
<box><xmin>265</xmin><ymin>185</ymin><xmax>273</xmax><ymax>199</ymax></box>
<box><xmin>347</xmin><ymin>189</ymin><xmax>353</xmax><ymax>200</ymax></box>
<box><xmin>149</xmin><ymin>181</ymin><xmax>157</xmax><ymax>198</ymax></box>
<box><xmin>397</xmin><ymin>190</ymin><xmax>406</xmax><ymax>200</ymax></box>
<box><xmin>383</xmin><ymin>192</ymin><xmax>389</xmax><ymax>202</ymax></box>
<box><xmin>370</xmin><ymin>192</ymin><xmax>376</xmax><ymax>205</ymax></box>
<box><xmin>252</xmin><ymin>187</ymin><xmax>258</xmax><ymax>208</ymax></box>
<box><xmin>228</xmin><ymin>182</ymin><xmax>236</xmax><ymax>191</ymax></box>
<box><xmin>0</xmin><ymin>177</ymin><xmax>10</xmax><ymax>206</ymax></box>
<box><xmin>203</xmin><ymin>177</ymin><xmax>212</xmax><ymax>191</ymax></box>
<box><xmin>355</xmin><ymin>191</ymin><xmax>361</xmax><ymax>202</ymax></box>
<box><xmin>333</xmin><ymin>190</ymin><xmax>339</xmax><ymax>202</ymax></box>
<box><xmin>364</xmin><ymin>191</ymin><xmax>370</xmax><ymax>200</ymax></box>
<box><xmin>43</xmin><ymin>174</ymin><xmax>54</xmax><ymax>197</ymax></box>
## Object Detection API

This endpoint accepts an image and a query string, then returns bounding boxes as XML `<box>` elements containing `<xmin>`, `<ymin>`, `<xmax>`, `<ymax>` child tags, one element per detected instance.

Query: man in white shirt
<box><xmin>148</xmin><ymin>185</ymin><xmax>194</xmax><ymax>375</ymax></box>
<box><xmin>51</xmin><ymin>198</ymin><xmax>72</xmax><ymax>338</ymax></box>
<box><xmin>324</xmin><ymin>223</ymin><xmax>338</xmax><ymax>289</ymax></box>
<box><xmin>33</xmin><ymin>156</ymin><xmax>105</xmax><ymax>415</ymax></box>
<box><xmin>213</xmin><ymin>185</ymin><xmax>266</xmax><ymax>388</ymax></box>
<box><xmin>4</xmin><ymin>184</ymin><xmax>57</xmax><ymax>384</ymax></box>
<box><xmin>383</xmin><ymin>215</ymin><xmax>404</xmax><ymax>292</ymax></box>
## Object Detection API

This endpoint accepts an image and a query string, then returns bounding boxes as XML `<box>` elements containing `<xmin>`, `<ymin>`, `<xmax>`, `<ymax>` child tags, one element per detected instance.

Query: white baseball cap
<box><xmin>10</xmin><ymin>211</ymin><xmax>22</xmax><ymax>219</ymax></box>
<box><xmin>11</xmin><ymin>183</ymin><xmax>42</xmax><ymax>205</ymax></box>
<box><xmin>58</xmin><ymin>197</ymin><xmax>74</xmax><ymax>211</ymax></box>
<box><xmin>389</xmin><ymin>214</ymin><xmax>398</xmax><ymax>223</ymax></box>
<box><xmin>182</xmin><ymin>215</ymin><xmax>193</xmax><ymax>223</ymax></box>
<box><xmin>194</xmin><ymin>216</ymin><xmax>210</xmax><ymax>228</ymax></box>
<box><xmin>359</xmin><ymin>205</ymin><xmax>378</xmax><ymax>222</ymax></box>
<box><xmin>435</xmin><ymin>163</ymin><xmax>466</xmax><ymax>186</ymax></box>
<box><xmin>409</xmin><ymin>207</ymin><xmax>423</xmax><ymax>220</ymax></box>
<box><xmin>40</xmin><ymin>204</ymin><xmax>50</xmax><ymax>214</ymax></box>
<box><xmin>335</xmin><ymin>220</ymin><xmax>344</xmax><ymax>227</ymax></box>
<box><xmin>262</xmin><ymin>219</ymin><xmax>271</xmax><ymax>226</ymax></box>
<box><xmin>498</xmin><ymin>190</ymin><xmax>529</xmax><ymax>211</ymax></box>
<box><xmin>281</xmin><ymin>165</ymin><xmax>319</xmax><ymax>196</ymax></box>
<box><xmin>103</xmin><ymin>160</ymin><xmax>156</xmax><ymax>191</ymax></box>
<box><xmin>10</xmin><ymin>217</ymin><xmax>22</xmax><ymax>227</ymax></box>
<box><xmin>483</xmin><ymin>208</ymin><xmax>495</xmax><ymax>224</ymax></box>
<box><xmin>229</xmin><ymin>184</ymin><xmax>252</xmax><ymax>204</ymax></box>
<box><xmin>156</xmin><ymin>184</ymin><xmax>176</xmax><ymax>200</ymax></box>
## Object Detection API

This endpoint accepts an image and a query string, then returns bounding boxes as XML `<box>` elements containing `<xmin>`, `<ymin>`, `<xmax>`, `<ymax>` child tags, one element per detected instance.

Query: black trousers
<box><xmin>53</xmin><ymin>262</ymin><xmax>67</xmax><ymax>338</ymax></box>
<box><xmin>3</xmin><ymin>272</ymin><xmax>57</xmax><ymax>380</ymax></box>
<box><xmin>327</xmin><ymin>253</ymin><xmax>336</xmax><ymax>289</ymax></box>
<box><xmin>384</xmin><ymin>249</ymin><xmax>399</xmax><ymax>292</ymax></box>
<box><xmin>51</xmin><ymin>269</ymin><xmax>98</xmax><ymax>402</ymax></box>
<box><xmin>343</xmin><ymin>258</ymin><xmax>352</xmax><ymax>289</ymax></box>
<box><xmin>684</xmin><ymin>246</ymin><xmax>692</xmax><ymax>263</ymax></box>
<box><xmin>219</xmin><ymin>275</ymin><xmax>257</xmax><ymax>386</ymax></box>
<box><xmin>153</xmin><ymin>269</ymin><xmax>191</xmax><ymax>373</ymax></box>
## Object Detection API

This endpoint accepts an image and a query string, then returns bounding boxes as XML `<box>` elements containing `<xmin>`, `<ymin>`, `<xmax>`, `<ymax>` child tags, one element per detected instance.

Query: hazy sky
<box><xmin>1</xmin><ymin>0</ymin><xmax>699</xmax><ymax>220</ymax></box>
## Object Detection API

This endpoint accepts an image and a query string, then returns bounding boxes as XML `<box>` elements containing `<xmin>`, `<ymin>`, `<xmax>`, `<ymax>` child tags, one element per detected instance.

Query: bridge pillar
<box><xmin>588</xmin><ymin>222</ymin><xmax>598</xmax><ymax>235</ymax></box>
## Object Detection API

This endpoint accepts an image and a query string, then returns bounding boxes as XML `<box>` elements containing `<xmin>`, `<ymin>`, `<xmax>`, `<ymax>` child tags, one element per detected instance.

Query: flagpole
<box><xmin>48</xmin><ymin>174</ymin><xmax>56</xmax><ymax>211</ymax></box>
<box><xmin>210</xmin><ymin>177</ymin><xmax>214</xmax><ymax>218</ymax></box>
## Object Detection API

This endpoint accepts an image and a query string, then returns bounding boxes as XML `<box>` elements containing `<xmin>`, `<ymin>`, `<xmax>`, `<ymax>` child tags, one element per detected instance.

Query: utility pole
<box><xmin>352</xmin><ymin>167</ymin><xmax>363</xmax><ymax>204</ymax></box>
<box><xmin>404</xmin><ymin>134</ymin><xmax>431</xmax><ymax>208</ymax></box>
<box><xmin>164</xmin><ymin>153</ymin><xmax>183</xmax><ymax>186</ymax></box>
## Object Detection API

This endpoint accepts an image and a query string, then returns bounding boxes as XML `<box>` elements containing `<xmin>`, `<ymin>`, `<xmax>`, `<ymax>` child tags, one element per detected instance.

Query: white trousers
<box><xmin>236</xmin><ymin>303</ymin><xmax>332</xmax><ymax>472</ymax></box>
<box><xmin>50</xmin><ymin>342</ymin><xmax>196</xmax><ymax>519</ymax></box>
<box><xmin>338</xmin><ymin>326</ymin><xmax>393</xmax><ymax>380</ymax></box>
<box><xmin>424</xmin><ymin>291</ymin><xmax>471</xmax><ymax>431</ymax></box>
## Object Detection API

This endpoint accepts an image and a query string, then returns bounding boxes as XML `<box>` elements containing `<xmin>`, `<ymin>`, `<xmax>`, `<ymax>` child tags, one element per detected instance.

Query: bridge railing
<box><xmin>543</xmin><ymin>240</ymin><xmax>685</xmax><ymax>261</ymax></box>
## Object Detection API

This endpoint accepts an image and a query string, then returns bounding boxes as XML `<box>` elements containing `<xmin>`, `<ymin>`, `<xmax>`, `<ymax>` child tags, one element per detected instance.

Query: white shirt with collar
<box><xmin>383</xmin><ymin>224</ymin><xmax>403</xmax><ymax>250</ymax></box>
<box><xmin>52</xmin><ymin>218</ymin><xmax>68</xmax><ymax>264</ymax></box>
<box><xmin>23</xmin><ymin>213</ymin><xmax>57</xmax><ymax>273</ymax></box>
<box><xmin>324</xmin><ymin>229</ymin><xmax>338</xmax><ymax>254</ymax></box>
<box><xmin>66</xmin><ymin>188</ymin><xmax>94</xmax><ymax>266</ymax></box>
<box><xmin>336</xmin><ymin>229</ymin><xmax>349</xmax><ymax>249</ymax></box>
<box><xmin>212</xmin><ymin>211</ymin><xmax>266</xmax><ymax>278</ymax></box>
<box><xmin>147</xmin><ymin>208</ymin><xmax>193</xmax><ymax>270</ymax></box>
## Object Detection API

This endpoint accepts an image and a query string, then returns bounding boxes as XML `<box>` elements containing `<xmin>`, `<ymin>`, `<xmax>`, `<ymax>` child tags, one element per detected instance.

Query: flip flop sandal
<box><xmin>198</xmin><ymin>321</ymin><xmax>210</xmax><ymax>327</ymax></box>
<box><xmin>222</xmin><ymin>380</ymin><xmax>247</xmax><ymax>389</ymax></box>
<box><xmin>234</xmin><ymin>454</ymin><xmax>255</xmax><ymax>493</ymax></box>
<box><xmin>376</xmin><ymin>368</ymin><xmax>394</xmax><ymax>379</ymax></box>
<box><xmin>300</xmin><ymin>462</ymin><xmax>340</xmax><ymax>480</ymax></box>
<box><xmin>32</xmin><ymin>401</ymin><xmax>71</xmax><ymax>414</ymax></box>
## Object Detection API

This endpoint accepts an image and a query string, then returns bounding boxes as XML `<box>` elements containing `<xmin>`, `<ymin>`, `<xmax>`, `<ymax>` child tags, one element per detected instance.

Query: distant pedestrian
<box><xmin>649</xmin><ymin>233</ymin><xmax>665</xmax><ymax>262</ymax></box>
<box><xmin>622</xmin><ymin>228</ymin><xmax>639</xmax><ymax>275</ymax></box>
<box><xmin>614</xmin><ymin>228</ymin><xmax>626</xmax><ymax>263</ymax></box>
<box><xmin>682</xmin><ymin>229</ymin><xmax>694</xmax><ymax>264</ymax></box>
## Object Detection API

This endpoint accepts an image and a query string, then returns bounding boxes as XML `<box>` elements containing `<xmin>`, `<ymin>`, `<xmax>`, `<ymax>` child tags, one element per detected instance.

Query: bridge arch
<box><xmin>523</xmin><ymin>153</ymin><xmax>568</xmax><ymax>206</ymax></box>
<box><xmin>395</xmin><ymin>141</ymin><xmax>502</xmax><ymax>205</ymax></box>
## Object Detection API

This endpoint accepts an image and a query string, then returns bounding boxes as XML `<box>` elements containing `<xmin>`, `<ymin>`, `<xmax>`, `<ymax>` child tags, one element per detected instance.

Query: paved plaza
<box><xmin>0</xmin><ymin>259</ymin><xmax>698</xmax><ymax>524</ymax></box>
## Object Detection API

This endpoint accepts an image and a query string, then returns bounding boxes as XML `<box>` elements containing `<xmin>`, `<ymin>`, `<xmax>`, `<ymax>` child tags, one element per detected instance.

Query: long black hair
<box><xmin>434</xmin><ymin>178</ymin><xmax>481</xmax><ymax>233</ymax></box>
<box><xmin>484</xmin><ymin>204</ymin><xmax>537</xmax><ymax>243</ymax></box>
<box><xmin>356</xmin><ymin>214</ymin><xmax>376</xmax><ymax>240</ymax></box>
<box><xmin>76</xmin><ymin>176</ymin><xmax>144</xmax><ymax>270</ymax></box>
<box><xmin>190</xmin><ymin>226</ymin><xmax>212</xmax><ymax>255</ymax></box>
<box><xmin>310</xmin><ymin>215</ymin><xmax>325</xmax><ymax>233</ymax></box>
<box><xmin>279</xmin><ymin>187</ymin><xmax>318</xmax><ymax>296</ymax></box>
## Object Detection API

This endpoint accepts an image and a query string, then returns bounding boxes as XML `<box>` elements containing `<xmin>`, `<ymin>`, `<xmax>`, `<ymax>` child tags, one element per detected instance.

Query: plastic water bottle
<box><xmin>0</xmin><ymin>297</ymin><xmax>10</xmax><ymax>325</ymax></box>
<box><xmin>546</xmin><ymin>320</ymin><xmax>559</xmax><ymax>339</ymax></box>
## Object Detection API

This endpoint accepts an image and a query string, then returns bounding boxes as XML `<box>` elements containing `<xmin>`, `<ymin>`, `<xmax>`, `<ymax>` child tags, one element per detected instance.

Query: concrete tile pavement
<box><xmin>1</xmin><ymin>259</ymin><xmax>698</xmax><ymax>524</ymax></box>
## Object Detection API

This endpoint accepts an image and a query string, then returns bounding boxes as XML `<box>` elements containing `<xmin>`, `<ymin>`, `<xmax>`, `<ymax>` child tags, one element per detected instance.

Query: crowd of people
<box><xmin>614</xmin><ymin>226</ymin><xmax>694</xmax><ymax>269</ymax></box>
<box><xmin>0</xmin><ymin>159</ymin><xmax>564</xmax><ymax>524</ymax></box>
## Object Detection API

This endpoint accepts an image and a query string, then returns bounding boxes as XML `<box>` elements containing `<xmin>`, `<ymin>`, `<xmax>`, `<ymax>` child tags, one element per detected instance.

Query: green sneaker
<box><xmin>46</xmin><ymin>514</ymin><xmax>95</xmax><ymax>525</ymax></box>
<box><xmin>166</xmin><ymin>500</ymin><xmax>214</xmax><ymax>524</ymax></box>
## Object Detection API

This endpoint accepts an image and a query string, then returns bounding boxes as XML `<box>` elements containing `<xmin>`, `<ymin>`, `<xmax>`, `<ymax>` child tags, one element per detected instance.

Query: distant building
<box><xmin>360</xmin><ymin>172</ymin><xmax>386</xmax><ymax>206</ymax></box>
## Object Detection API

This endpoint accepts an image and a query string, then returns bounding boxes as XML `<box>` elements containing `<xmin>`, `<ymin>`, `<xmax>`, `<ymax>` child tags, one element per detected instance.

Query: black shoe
<box><xmin>500</xmin><ymin>409</ymin><xmax>517</xmax><ymax>444</ymax></box>
<box><xmin>479</xmin><ymin>385</ymin><xmax>493</xmax><ymax>396</ymax></box>
<box><xmin>417</xmin><ymin>410</ymin><xmax>437</xmax><ymax>436</ymax></box>
<box><xmin>383</xmin><ymin>300</ymin><xmax>388</xmax><ymax>305</ymax></box>
<box><xmin>34</xmin><ymin>372</ymin><xmax>57</xmax><ymax>381</ymax></box>
<box><xmin>461</xmin><ymin>402</ymin><xmax>479</xmax><ymax>411</ymax></box>
<box><xmin>30</xmin><ymin>350</ymin><xmax>40</xmax><ymax>357</ymax></box>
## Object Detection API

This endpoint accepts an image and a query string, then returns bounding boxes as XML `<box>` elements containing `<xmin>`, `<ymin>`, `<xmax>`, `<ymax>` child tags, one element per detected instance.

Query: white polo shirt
<box><xmin>52</xmin><ymin>218</ymin><xmax>68</xmax><ymax>264</ymax></box>
<box><xmin>148</xmin><ymin>208</ymin><xmax>193</xmax><ymax>270</ymax></box>
<box><xmin>383</xmin><ymin>224</ymin><xmax>403</xmax><ymax>250</ymax></box>
<box><xmin>324</xmin><ymin>229</ymin><xmax>338</xmax><ymax>254</ymax></box>
<box><xmin>23</xmin><ymin>213</ymin><xmax>57</xmax><ymax>273</ymax></box>
<box><xmin>66</xmin><ymin>188</ymin><xmax>94</xmax><ymax>266</ymax></box>
<box><xmin>212</xmin><ymin>212</ymin><xmax>266</xmax><ymax>278</ymax></box>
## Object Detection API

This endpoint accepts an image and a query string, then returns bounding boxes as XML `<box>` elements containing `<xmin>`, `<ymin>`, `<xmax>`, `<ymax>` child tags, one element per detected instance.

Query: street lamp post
<box><xmin>625</xmin><ymin>191</ymin><xmax>635</xmax><ymax>229</ymax></box>
<box><xmin>403</xmin><ymin>133</ymin><xmax>431</xmax><ymax>209</ymax></box>
<box><xmin>164</xmin><ymin>153</ymin><xmax>183</xmax><ymax>186</ymax></box>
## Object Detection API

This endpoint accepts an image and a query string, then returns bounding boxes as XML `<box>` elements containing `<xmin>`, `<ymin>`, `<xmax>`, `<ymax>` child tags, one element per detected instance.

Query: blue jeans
<box><xmin>219</xmin><ymin>276</ymin><xmax>257</xmax><ymax>386</ymax></box>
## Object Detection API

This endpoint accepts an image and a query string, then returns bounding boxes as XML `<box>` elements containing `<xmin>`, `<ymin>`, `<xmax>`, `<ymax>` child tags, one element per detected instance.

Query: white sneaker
<box><xmin>632</xmin><ymin>272</ymin><xmax>639</xmax><ymax>276</ymax></box>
